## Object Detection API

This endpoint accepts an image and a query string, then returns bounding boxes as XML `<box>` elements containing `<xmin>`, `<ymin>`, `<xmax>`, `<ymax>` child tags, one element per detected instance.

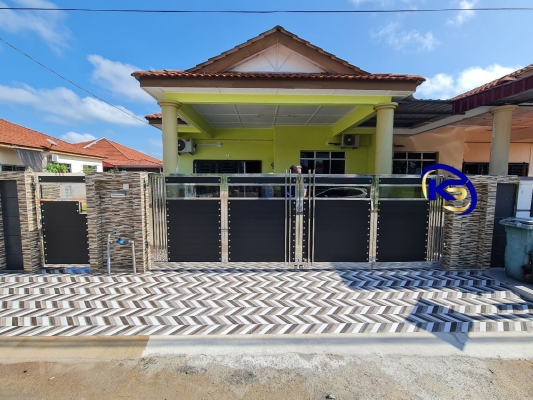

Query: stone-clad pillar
<box><xmin>374</xmin><ymin>102</ymin><xmax>398</xmax><ymax>174</ymax></box>
<box><xmin>489</xmin><ymin>105</ymin><xmax>518</xmax><ymax>176</ymax></box>
<box><xmin>158</xmin><ymin>100</ymin><xmax>181</xmax><ymax>174</ymax></box>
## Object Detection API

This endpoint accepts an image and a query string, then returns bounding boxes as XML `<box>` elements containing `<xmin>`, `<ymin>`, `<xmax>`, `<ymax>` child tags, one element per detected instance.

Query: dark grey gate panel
<box><xmin>41</xmin><ymin>201</ymin><xmax>89</xmax><ymax>264</ymax></box>
<box><xmin>376</xmin><ymin>201</ymin><xmax>429</xmax><ymax>262</ymax></box>
<box><xmin>228</xmin><ymin>201</ymin><xmax>285</xmax><ymax>262</ymax></box>
<box><xmin>491</xmin><ymin>184</ymin><xmax>518</xmax><ymax>267</ymax></box>
<box><xmin>167</xmin><ymin>200</ymin><xmax>221</xmax><ymax>262</ymax></box>
<box><xmin>0</xmin><ymin>180</ymin><xmax>24</xmax><ymax>270</ymax></box>
<box><xmin>313</xmin><ymin>201</ymin><xmax>370</xmax><ymax>262</ymax></box>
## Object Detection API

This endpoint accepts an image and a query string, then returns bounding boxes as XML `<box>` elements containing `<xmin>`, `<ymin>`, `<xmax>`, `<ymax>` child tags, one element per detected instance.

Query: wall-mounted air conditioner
<box><xmin>341</xmin><ymin>134</ymin><xmax>360</xmax><ymax>149</ymax></box>
<box><xmin>178</xmin><ymin>138</ymin><xmax>195</xmax><ymax>154</ymax></box>
<box><xmin>47</xmin><ymin>154</ymin><xmax>59</xmax><ymax>162</ymax></box>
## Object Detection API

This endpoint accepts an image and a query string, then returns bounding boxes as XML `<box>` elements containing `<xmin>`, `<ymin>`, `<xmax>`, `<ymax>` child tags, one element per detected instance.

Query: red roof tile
<box><xmin>452</xmin><ymin>64</ymin><xmax>533</xmax><ymax>100</ymax></box>
<box><xmin>0</xmin><ymin>119</ymin><xmax>104</xmax><ymax>159</ymax></box>
<box><xmin>132</xmin><ymin>70</ymin><xmax>425</xmax><ymax>83</ymax></box>
<box><xmin>73</xmin><ymin>138</ymin><xmax>162</xmax><ymax>168</ymax></box>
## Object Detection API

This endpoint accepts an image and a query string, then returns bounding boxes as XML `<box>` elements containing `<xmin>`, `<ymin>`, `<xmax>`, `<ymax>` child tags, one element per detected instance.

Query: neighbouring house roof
<box><xmin>74</xmin><ymin>138</ymin><xmax>162</xmax><ymax>169</ymax></box>
<box><xmin>452</xmin><ymin>64</ymin><xmax>533</xmax><ymax>100</ymax></box>
<box><xmin>0</xmin><ymin>118</ymin><xmax>104</xmax><ymax>159</ymax></box>
<box><xmin>452</xmin><ymin>64</ymin><xmax>533</xmax><ymax>115</ymax></box>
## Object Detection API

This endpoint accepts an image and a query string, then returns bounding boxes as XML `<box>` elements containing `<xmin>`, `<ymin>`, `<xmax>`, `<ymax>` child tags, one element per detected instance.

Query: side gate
<box><xmin>39</xmin><ymin>175</ymin><xmax>90</xmax><ymax>266</ymax></box>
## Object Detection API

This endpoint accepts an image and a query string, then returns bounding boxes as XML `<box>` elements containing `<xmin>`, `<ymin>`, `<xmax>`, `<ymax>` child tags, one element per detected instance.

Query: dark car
<box><xmin>315</xmin><ymin>187</ymin><xmax>368</xmax><ymax>198</ymax></box>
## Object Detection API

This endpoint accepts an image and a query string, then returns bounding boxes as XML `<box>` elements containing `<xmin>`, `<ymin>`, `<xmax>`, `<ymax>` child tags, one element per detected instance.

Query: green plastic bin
<box><xmin>499</xmin><ymin>217</ymin><xmax>533</xmax><ymax>282</ymax></box>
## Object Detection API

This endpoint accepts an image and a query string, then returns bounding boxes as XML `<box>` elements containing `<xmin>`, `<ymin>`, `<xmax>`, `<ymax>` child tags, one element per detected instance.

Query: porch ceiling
<box><xmin>191</xmin><ymin>104</ymin><xmax>357</xmax><ymax>129</ymax></box>
<box><xmin>449</xmin><ymin>106</ymin><xmax>533</xmax><ymax>130</ymax></box>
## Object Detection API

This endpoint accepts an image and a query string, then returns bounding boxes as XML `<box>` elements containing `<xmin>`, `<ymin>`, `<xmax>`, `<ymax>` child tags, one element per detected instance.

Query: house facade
<box><xmin>133</xmin><ymin>26</ymin><xmax>425</xmax><ymax>175</ymax></box>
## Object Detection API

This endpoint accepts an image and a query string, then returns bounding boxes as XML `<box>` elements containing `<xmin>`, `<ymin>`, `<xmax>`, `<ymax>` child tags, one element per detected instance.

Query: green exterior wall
<box><xmin>177</xmin><ymin>126</ymin><xmax>377</xmax><ymax>174</ymax></box>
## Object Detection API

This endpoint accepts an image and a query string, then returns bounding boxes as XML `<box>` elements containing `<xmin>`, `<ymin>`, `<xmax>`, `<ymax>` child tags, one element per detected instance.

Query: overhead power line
<box><xmin>0</xmin><ymin>7</ymin><xmax>532</xmax><ymax>14</ymax></box>
<box><xmin>0</xmin><ymin>37</ymin><xmax>148</xmax><ymax>126</ymax></box>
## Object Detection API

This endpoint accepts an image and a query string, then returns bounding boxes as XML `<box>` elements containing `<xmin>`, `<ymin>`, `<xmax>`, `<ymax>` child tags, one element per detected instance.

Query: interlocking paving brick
<box><xmin>0</xmin><ymin>268</ymin><xmax>531</xmax><ymax>336</ymax></box>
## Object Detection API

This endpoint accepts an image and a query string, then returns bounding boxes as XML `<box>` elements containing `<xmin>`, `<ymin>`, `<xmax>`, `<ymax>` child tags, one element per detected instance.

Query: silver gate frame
<box><xmin>149</xmin><ymin>173</ymin><xmax>444</xmax><ymax>269</ymax></box>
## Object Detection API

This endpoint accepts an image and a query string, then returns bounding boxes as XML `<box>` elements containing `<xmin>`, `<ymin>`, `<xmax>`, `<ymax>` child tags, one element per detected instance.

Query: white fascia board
<box><xmin>393</xmin><ymin>106</ymin><xmax>493</xmax><ymax>136</ymax></box>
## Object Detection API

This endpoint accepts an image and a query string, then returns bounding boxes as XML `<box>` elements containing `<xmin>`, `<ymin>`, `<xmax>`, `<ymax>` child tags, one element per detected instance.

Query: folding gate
<box><xmin>150</xmin><ymin>173</ymin><xmax>444</xmax><ymax>268</ymax></box>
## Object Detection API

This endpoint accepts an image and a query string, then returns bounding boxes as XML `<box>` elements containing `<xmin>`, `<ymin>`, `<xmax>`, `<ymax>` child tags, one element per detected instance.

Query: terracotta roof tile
<box><xmin>73</xmin><ymin>138</ymin><xmax>162</xmax><ymax>168</ymax></box>
<box><xmin>132</xmin><ymin>70</ymin><xmax>425</xmax><ymax>83</ymax></box>
<box><xmin>0</xmin><ymin>119</ymin><xmax>104</xmax><ymax>159</ymax></box>
<box><xmin>452</xmin><ymin>64</ymin><xmax>533</xmax><ymax>100</ymax></box>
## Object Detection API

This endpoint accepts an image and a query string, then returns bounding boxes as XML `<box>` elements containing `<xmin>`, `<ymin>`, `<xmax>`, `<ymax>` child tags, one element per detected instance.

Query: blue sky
<box><xmin>0</xmin><ymin>0</ymin><xmax>532</xmax><ymax>159</ymax></box>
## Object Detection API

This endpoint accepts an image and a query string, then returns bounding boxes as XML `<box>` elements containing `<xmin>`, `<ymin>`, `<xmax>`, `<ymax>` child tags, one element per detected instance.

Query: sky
<box><xmin>0</xmin><ymin>0</ymin><xmax>532</xmax><ymax>160</ymax></box>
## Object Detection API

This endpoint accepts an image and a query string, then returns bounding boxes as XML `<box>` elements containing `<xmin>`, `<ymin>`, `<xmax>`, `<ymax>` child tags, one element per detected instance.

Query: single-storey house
<box><xmin>0</xmin><ymin>119</ymin><xmax>104</xmax><ymax>172</ymax></box>
<box><xmin>73</xmin><ymin>138</ymin><xmax>163</xmax><ymax>172</ymax></box>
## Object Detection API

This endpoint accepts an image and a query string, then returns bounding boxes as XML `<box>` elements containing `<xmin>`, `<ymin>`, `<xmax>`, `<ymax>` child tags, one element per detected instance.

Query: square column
<box><xmin>158</xmin><ymin>100</ymin><xmax>181</xmax><ymax>174</ymax></box>
<box><xmin>373</xmin><ymin>102</ymin><xmax>398</xmax><ymax>174</ymax></box>
<box><xmin>489</xmin><ymin>105</ymin><xmax>518</xmax><ymax>176</ymax></box>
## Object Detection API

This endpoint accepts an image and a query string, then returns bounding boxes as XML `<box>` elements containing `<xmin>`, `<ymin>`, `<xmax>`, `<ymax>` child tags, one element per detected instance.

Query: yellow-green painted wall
<box><xmin>177</xmin><ymin>126</ymin><xmax>376</xmax><ymax>174</ymax></box>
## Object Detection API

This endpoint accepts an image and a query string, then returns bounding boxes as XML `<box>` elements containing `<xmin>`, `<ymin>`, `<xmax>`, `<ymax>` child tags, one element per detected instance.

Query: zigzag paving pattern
<box><xmin>0</xmin><ymin>268</ymin><xmax>532</xmax><ymax>337</ymax></box>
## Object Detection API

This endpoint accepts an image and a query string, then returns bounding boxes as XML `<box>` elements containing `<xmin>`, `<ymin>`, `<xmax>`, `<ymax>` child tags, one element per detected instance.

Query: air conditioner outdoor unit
<box><xmin>178</xmin><ymin>138</ymin><xmax>195</xmax><ymax>154</ymax></box>
<box><xmin>341</xmin><ymin>134</ymin><xmax>360</xmax><ymax>149</ymax></box>
<box><xmin>47</xmin><ymin>154</ymin><xmax>59</xmax><ymax>162</ymax></box>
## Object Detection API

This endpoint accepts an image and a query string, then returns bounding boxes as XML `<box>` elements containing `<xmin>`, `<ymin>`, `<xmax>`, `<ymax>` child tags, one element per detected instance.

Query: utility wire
<box><xmin>0</xmin><ymin>7</ymin><xmax>532</xmax><ymax>14</ymax></box>
<box><xmin>0</xmin><ymin>37</ymin><xmax>149</xmax><ymax>125</ymax></box>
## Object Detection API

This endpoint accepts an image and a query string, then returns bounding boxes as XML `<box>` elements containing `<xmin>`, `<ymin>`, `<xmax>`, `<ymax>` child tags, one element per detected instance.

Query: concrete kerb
<box><xmin>1</xmin><ymin>332</ymin><xmax>533</xmax><ymax>363</ymax></box>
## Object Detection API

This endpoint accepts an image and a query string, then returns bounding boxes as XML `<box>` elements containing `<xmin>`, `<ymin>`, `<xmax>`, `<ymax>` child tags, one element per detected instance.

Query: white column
<box><xmin>373</xmin><ymin>102</ymin><xmax>398</xmax><ymax>174</ymax></box>
<box><xmin>489</xmin><ymin>105</ymin><xmax>518</xmax><ymax>176</ymax></box>
<box><xmin>158</xmin><ymin>100</ymin><xmax>181</xmax><ymax>174</ymax></box>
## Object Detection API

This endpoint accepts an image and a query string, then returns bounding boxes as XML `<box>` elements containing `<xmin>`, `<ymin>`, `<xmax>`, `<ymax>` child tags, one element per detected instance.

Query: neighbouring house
<box><xmin>391</xmin><ymin>64</ymin><xmax>533</xmax><ymax>177</ymax></box>
<box><xmin>0</xmin><ymin>119</ymin><xmax>104</xmax><ymax>172</ymax></box>
<box><xmin>72</xmin><ymin>138</ymin><xmax>162</xmax><ymax>172</ymax></box>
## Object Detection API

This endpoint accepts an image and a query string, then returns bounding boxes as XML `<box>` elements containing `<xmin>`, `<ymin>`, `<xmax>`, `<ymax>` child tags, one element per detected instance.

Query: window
<box><xmin>83</xmin><ymin>165</ymin><xmax>97</xmax><ymax>173</ymax></box>
<box><xmin>463</xmin><ymin>162</ymin><xmax>529</xmax><ymax>177</ymax></box>
<box><xmin>393</xmin><ymin>152</ymin><xmax>438</xmax><ymax>175</ymax></box>
<box><xmin>300</xmin><ymin>151</ymin><xmax>345</xmax><ymax>174</ymax></box>
<box><xmin>193</xmin><ymin>160</ymin><xmax>261</xmax><ymax>174</ymax></box>
<box><xmin>1</xmin><ymin>164</ymin><xmax>26</xmax><ymax>172</ymax></box>
<box><xmin>47</xmin><ymin>162</ymin><xmax>72</xmax><ymax>172</ymax></box>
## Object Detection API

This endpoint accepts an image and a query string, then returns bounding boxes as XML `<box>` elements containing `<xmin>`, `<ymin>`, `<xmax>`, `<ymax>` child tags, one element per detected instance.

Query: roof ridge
<box><xmin>82</xmin><ymin>137</ymin><xmax>105</xmax><ymax>148</ymax></box>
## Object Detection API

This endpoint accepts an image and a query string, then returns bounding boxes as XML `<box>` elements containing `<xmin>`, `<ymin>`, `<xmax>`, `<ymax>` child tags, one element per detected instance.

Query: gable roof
<box><xmin>0</xmin><ymin>118</ymin><xmax>104</xmax><ymax>159</ymax></box>
<box><xmin>74</xmin><ymin>138</ymin><xmax>162</xmax><ymax>168</ymax></box>
<box><xmin>452</xmin><ymin>64</ymin><xmax>533</xmax><ymax>100</ymax></box>
<box><xmin>187</xmin><ymin>26</ymin><xmax>368</xmax><ymax>75</ymax></box>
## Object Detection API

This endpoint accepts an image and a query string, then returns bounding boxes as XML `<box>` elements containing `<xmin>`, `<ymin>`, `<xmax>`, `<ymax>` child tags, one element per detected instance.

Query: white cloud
<box><xmin>87</xmin><ymin>55</ymin><xmax>153</xmax><ymax>103</ymax></box>
<box><xmin>0</xmin><ymin>83</ymin><xmax>146</xmax><ymax>126</ymax></box>
<box><xmin>148</xmin><ymin>137</ymin><xmax>162</xmax><ymax>147</ymax></box>
<box><xmin>417</xmin><ymin>64</ymin><xmax>522</xmax><ymax>99</ymax></box>
<box><xmin>448</xmin><ymin>0</ymin><xmax>478</xmax><ymax>25</ymax></box>
<box><xmin>61</xmin><ymin>132</ymin><xmax>97</xmax><ymax>143</ymax></box>
<box><xmin>373</xmin><ymin>22</ymin><xmax>438</xmax><ymax>52</ymax></box>
<box><xmin>0</xmin><ymin>0</ymin><xmax>70</xmax><ymax>53</ymax></box>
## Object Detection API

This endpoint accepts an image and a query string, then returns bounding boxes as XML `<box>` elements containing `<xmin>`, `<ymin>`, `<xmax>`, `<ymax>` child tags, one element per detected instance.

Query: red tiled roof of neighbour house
<box><xmin>132</xmin><ymin>70</ymin><xmax>426</xmax><ymax>83</ymax></box>
<box><xmin>186</xmin><ymin>26</ymin><xmax>369</xmax><ymax>75</ymax></box>
<box><xmin>0</xmin><ymin>118</ymin><xmax>104</xmax><ymax>159</ymax></box>
<box><xmin>452</xmin><ymin>64</ymin><xmax>533</xmax><ymax>100</ymax></box>
<box><xmin>73</xmin><ymin>138</ymin><xmax>162</xmax><ymax>168</ymax></box>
